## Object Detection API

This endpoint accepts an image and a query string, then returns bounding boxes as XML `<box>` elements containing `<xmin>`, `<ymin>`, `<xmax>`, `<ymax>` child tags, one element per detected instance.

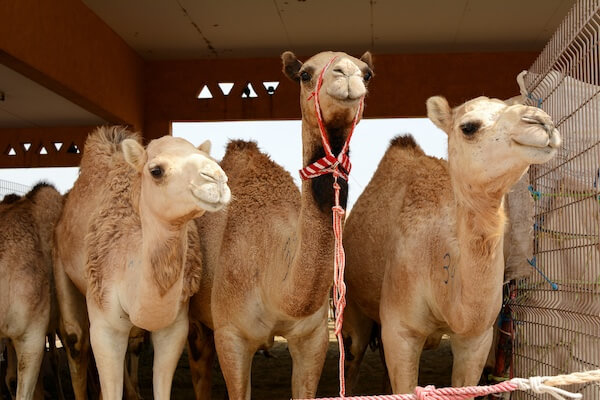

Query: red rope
<box><xmin>295</xmin><ymin>380</ymin><xmax>519</xmax><ymax>400</ymax></box>
<box><xmin>298</xmin><ymin>55</ymin><xmax>364</xmax><ymax>397</ymax></box>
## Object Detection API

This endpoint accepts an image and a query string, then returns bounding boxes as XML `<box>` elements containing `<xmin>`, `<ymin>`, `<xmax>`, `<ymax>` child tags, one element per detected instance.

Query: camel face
<box><xmin>123</xmin><ymin>136</ymin><xmax>231</xmax><ymax>220</ymax></box>
<box><xmin>428</xmin><ymin>96</ymin><xmax>561</xmax><ymax>187</ymax></box>
<box><xmin>283</xmin><ymin>51</ymin><xmax>373</xmax><ymax>128</ymax></box>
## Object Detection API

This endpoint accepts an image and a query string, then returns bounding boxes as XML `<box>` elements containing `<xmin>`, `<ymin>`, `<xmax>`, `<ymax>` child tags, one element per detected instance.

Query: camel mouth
<box><xmin>512</xmin><ymin>115</ymin><xmax>561</xmax><ymax>153</ymax></box>
<box><xmin>190</xmin><ymin>183</ymin><xmax>231</xmax><ymax>212</ymax></box>
<box><xmin>195</xmin><ymin>198</ymin><xmax>228</xmax><ymax>212</ymax></box>
<box><xmin>512</xmin><ymin>139</ymin><xmax>557</xmax><ymax>153</ymax></box>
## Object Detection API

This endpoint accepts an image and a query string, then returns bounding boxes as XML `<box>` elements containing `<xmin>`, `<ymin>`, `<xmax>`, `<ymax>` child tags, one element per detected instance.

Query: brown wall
<box><xmin>143</xmin><ymin>52</ymin><xmax>537</xmax><ymax>139</ymax></box>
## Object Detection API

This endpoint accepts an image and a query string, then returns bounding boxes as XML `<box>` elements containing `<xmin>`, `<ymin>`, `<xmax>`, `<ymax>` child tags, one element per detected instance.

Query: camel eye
<box><xmin>149</xmin><ymin>165</ymin><xmax>163</xmax><ymax>178</ymax></box>
<box><xmin>460</xmin><ymin>122</ymin><xmax>481</xmax><ymax>136</ymax></box>
<box><xmin>364</xmin><ymin>70</ymin><xmax>372</xmax><ymax>82</ymax></box>
<box><xmin>300</xmin><ymin>71</ymin><xmax>311</xmax><ymax>82</ymax></box>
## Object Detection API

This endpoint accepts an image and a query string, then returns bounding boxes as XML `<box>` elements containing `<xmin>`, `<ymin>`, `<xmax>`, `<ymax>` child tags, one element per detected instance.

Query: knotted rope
<box><xmin>295</xmin><ymin>369</ymin><xmax>600</xmax><ymax>400</ymax></box>
<box><xmin>298</xmin><ymin>55</ymin><xmax>364</xmax><ymax>397</ymax></box>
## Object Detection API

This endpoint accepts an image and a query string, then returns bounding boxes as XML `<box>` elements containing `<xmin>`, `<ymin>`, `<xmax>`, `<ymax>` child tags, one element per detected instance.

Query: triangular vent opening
<box><xmin>197</xmin><ymin>85</ymin><xmax>213</xmax><ymax>99</ymax></box>
<box><xmin>218</xmin><ymin>83</ymin><xmax>234</xmax><ymax>96</ymax></box>
<box><xmin>67</xmin><ymin>143</ymin><xmax>80</xmax><ymax>154</ymax></box>
<box><xmin>263</xmin><ymin>81</ymin><xmax>280</xmax><ymax>95</ymax></box>
<box><xmin>241</xmin><ymin>83</ymin><xmax>258</xmax><ymax>98</ymax></box>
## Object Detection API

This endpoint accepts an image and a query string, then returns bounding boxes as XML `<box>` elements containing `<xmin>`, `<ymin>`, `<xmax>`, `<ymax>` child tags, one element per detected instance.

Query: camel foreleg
<box><xmin>287</xmin><ymin>318</ymin><xmax>329</xmax><ymax>399</ymax></box>
<box><xmin>151</xmin><ymin>307</ymin><xmax>189</xmax><ymax>400</ymax></box>
<box><xmin>88</xmin><ymin>300</ymin><xmax>131</xmax><ymax>400</ymax></box>
<box><xmin>449</xmin><ymin>327</ymin><xmax>494</xmax><ymax>395</ymax></box>
<box><xmin>381</xmin><ymin>323</ymin><xmax>425</xmax><ymax>395</ymax></box>
<box><xmin>213</xmin><ymin>327</ymin><xmax>254</xmax><ymax>400</ymax></box>
<box><xmin>12</xmin><ymin>328</ymin><xmax>46</xmax><ymax>400</ymax></box>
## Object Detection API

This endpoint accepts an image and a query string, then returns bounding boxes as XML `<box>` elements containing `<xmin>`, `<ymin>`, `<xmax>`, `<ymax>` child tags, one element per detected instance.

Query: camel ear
<box><xmin>122</xmin><ymin>139</ymin><xmax>146</xmax><ymax>171</ymax></box>
<box><xmin>360</xmin><ymin>51</ymin><xmax>374</xmax><ymax>71</ymax></box>
<box><xmin>198</xmin><ymin>140</ymin><xmax>211</xmax><ymax>155</ymax></box>
<box><xmin>282</xmin><ymin>51</ymin><xmax>302</xmax><ymax>82</ymax></box>
<box><xmin>503</xmin><ymin>95</ymin><xmax>526</xmax><ymax>106</ymax></box>
<box><xmin>426</xmin><ymin>96</ymin><xmax>452</xmax><ymax>134</ymax></box>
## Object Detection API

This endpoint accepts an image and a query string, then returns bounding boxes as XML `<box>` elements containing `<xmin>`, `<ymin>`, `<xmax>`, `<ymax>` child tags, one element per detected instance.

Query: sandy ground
<box><xmin>139</xmin><ymin>337</ymin><xmax>453</xmax><ymax>399</ymax></box>
<box><xmin>1</xmin><ymin>336</ymin><xmax>453</xmax><ymax>399</ymax></box>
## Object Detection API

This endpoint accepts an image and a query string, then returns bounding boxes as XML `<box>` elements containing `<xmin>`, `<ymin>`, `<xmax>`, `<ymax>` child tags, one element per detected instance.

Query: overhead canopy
<box><xmin>0</xmin><ymin>0</ymin><xmax>575</xmax><ymax>167</ymax></box>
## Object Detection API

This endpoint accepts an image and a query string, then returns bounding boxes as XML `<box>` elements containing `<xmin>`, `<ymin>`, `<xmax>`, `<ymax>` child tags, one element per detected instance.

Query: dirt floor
<box><xmin>138</xmin><ymin>338</ymin><xmax>454</xmax><ymax>399</ymax></box>
<box><xmin>1</xmin><ymin>336</ymin><xmax>453</xmax><ymax>399</ymax></box>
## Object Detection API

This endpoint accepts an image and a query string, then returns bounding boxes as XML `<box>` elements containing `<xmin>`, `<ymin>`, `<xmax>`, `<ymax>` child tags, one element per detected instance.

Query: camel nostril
<box><xmin>521</xmin><ymin>115</ymin><xmax>544</xmax><ymax>125</ymax></box>
<box><xmin>333</xmin><ymin>67</ymin><xmax>344</xmax><ymax>75</ymax></box>
<box><xmin>200</xmin><ymin>173</ymin><xmax>217</xmax><ymax>183</ymax></box>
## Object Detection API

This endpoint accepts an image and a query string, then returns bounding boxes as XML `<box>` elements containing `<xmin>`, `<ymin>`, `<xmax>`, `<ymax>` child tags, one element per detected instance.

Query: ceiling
<box><xmin>83</xmin><ymin>0</ymin><xmax>574</xmax><ymax>59</ymax></box>
<box><xmin>0</xmin><ymin>0</ymin><xmax>576</xmax><ymax>128</ymax></box>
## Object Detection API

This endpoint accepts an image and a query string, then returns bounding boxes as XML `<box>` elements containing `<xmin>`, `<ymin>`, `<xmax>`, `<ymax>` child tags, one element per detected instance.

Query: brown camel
<box><xmin>342</xmin><ymin>96</ymin><xmax>560</xmax><ymax>397</ymax></box>
<box><xmin>53</xmin><ymin>126</ymin><xmax>230</xmax><ymax>400</ymax></box>
<box><xmin>187</xmin><ymin>50</ymin><xmax>374</xmax><ymax>400</ymax></box>
<box><xmin>0</xmin><ymin>183</ymin><xmax>64</xmax><ymax>400</ymax></box>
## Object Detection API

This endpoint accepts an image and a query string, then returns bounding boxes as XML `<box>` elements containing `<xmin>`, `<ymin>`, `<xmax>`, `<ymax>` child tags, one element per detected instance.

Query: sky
<box><xmin>0</xmin><ymin>118</ymin><xmax>447</xmax><ymax>210</ymax></box>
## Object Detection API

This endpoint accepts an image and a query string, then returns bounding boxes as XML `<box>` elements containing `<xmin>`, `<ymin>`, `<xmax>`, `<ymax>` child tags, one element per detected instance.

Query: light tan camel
<box><xmin>187</xmin><ymin>50</ymin><xmax>374</xmax><ymax>400</ymax></box>
<box><xmin>53</xmin><ymin>126</ymin><xmax>230</xmax><ymax>400</ymax></box>
<box><xmin>0</xmin><ymin>183</ymin><xmax>63</xmax><ymax>400</ymax></box>
<box><xmin>342</xmin><ymin>96</ymin><xmax>560</xmax><ymax>396</ymax></box>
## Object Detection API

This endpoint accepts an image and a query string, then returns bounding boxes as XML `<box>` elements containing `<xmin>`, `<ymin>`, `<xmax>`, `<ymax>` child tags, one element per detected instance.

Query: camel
<box><xmin>187</xmin><ymin>50</ymin><xmax>374</xmax><ymax>400</ymax></box>
<box><xmin>342</xmin><ymin>96</ymin><xmax>561</xmax><ymax>397</ymax></box>
<box><xmin>53</xmin><ymin>126</ymin><xmax>230</xmax><ymax>400</ymax></box>
<box><xmin>0</xmin><ymin>183</ymin><xmax>64</xmax><ymax>400</ymax></box>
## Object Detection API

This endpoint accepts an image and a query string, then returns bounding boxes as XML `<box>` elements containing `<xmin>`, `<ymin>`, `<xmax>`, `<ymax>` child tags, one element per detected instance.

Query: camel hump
<box><xmin>84</xmin><ymin>126</ymin><xmax>141</xmax><ymax>156</ymax></box>
<box><xmin>1</xmin><ymin>193</ymin><xmax>21</xmax><ymax>204</ymax></box>
<box><xmin>389</xmin><ymin>135</ymin><xmax>425</xmax><ymax>155</ymax></box>
<box><xmin>25</xmin><ymin>182</ymin><xmax>57</xmax><ymax>200</ymax></box>
<box><xmin>226</xmin><ymin>139</ymin><xmax>260</xmax><ymax>153</ymax></box>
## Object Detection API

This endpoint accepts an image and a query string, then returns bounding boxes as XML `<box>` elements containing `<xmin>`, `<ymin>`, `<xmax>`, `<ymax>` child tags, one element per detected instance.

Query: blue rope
<box><xmin>528</xmin><ymin>185</ymin><xmax>541</xmax><ymax>200</ymax></box>
<box><xmin>527</xmin><ymin>92</ymin><xmax>543</xmax><ymax>108</ymax></box>
<box><xmin>527</xmin><ymin>257</ymin><xmax>559</xmax><ymax>290</ymax></box>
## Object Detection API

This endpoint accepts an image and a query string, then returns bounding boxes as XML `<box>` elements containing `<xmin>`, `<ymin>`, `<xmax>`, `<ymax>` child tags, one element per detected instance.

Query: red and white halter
<box><xmin>299</xmin><ymin>56</ymin><xmax>365</xmax><ymax>181</ymax></box>
<box><xmin>298</xmin><ymin>55</ymin><xmax>365</xmax><ymax>397</ymax></box>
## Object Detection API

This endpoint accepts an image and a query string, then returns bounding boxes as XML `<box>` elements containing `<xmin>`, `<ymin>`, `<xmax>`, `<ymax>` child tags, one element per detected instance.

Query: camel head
<box><xmin>122</xmin><ymin>136</ymin><xmax>231</xmax><ymax>221</ymax></box>
<box><xmin>282</xmin><ymin>50</ymin><xmax>373</xmax><ymax>145</ymax></box>
<box><xmin>427</xmin><ymin>96</ymin><xmax>561</xmax><ymax>195</ymax></box>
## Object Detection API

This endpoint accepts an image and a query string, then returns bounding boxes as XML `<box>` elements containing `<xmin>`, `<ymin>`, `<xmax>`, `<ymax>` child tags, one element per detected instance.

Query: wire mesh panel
<box><xmin>510</xmin><ymin>0</ymin><xmax>600</xmax><ymax>398</ymax></box>
<box><xmin>0</xmin><ymin>178</ymin><xmax>30</xmax><ymax>198</ymax></box>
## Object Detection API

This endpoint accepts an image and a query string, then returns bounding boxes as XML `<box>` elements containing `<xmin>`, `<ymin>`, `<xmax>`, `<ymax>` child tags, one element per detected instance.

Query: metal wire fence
<box><xmin>510</xmin><ymin>0</ymin><xmax>600</xmax><ymax>398</ymax></box>
<box><xmin>0</xmin><ymin>178</ymin><xmax>30</xmax><ymax>198</ymax></box>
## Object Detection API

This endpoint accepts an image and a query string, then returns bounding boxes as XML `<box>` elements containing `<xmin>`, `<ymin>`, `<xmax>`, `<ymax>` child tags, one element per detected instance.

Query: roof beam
<box><xmin>0</xmin><ymin>0</ymin><xmax>144</xmax><ymax>130</ymax></box>
<box><xmin>0</xmin><ymin>126</ymin><xmax>92</xmax><ymax>168</ymax></box>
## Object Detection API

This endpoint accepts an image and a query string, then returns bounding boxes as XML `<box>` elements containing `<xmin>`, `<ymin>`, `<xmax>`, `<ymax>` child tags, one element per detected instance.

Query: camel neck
<box><xmin>278</xmin><ymin>122</ymin><xmax>350</xmax><ymax>318</ymax></box>
<box><xmin>447</xmin><ymin>188</ymin><xmax>506</xmax><ymax>333</ymax></box>
<box><xmin>125</xmin><ymin>203</ymin><xmax>188</xmax><ymax>330</ymax></box>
